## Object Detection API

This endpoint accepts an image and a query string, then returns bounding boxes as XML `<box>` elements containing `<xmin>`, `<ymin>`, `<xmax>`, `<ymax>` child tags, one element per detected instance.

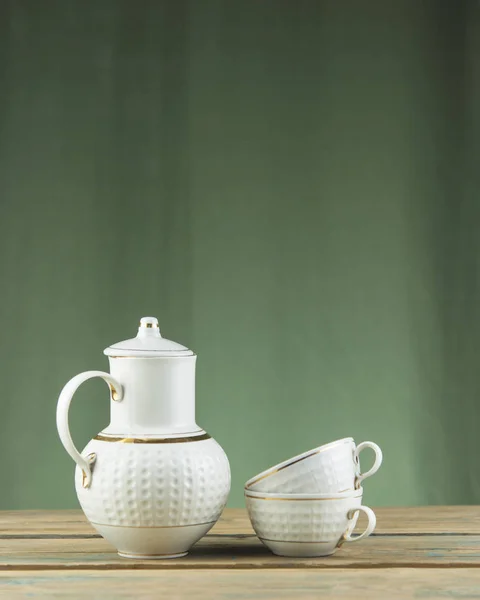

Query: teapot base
<box><xmin>93</xmin><ymin>520</ymin><xmax>215</xmax><ymax>559</ymax></box>
<box><xmin>118</xmin><ymin>551</ymin><xmax>188</xmax><ymax>560</ymax></box>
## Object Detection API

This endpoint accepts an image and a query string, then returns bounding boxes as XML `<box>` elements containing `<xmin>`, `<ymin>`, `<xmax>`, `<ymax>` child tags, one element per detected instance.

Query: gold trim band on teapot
<box><xmin>93</xmin><ymin>432</ymin><xmax>211</xmax><ymax>444</ymax></box>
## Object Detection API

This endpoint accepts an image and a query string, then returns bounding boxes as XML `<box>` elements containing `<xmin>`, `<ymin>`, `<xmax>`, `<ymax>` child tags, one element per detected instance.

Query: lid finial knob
<box><xmin>138</xmin><ymin>316</ymin><xmax>161</xmax><ymax>337</ymax></box>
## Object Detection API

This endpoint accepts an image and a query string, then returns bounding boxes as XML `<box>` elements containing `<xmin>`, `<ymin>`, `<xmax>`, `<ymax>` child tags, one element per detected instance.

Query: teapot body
<box><xmin>56</xmin><ymin>318</ymin><xmax>231</xmax><ymax>559</ymax></box>
<box><xmin>77</xmin><ymin>430</ymin><xmax>230</xmax><ymax>559</ymax></box>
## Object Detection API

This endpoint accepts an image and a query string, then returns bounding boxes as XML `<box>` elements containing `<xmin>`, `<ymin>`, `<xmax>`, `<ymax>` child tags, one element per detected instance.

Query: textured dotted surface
<box><xmin>246</xmin><ymin>495</ymin><xmax>363</xmax><ymax>542</ymax></box>
<box><xmin>248</xmin><ymin>442</ymin><xmax>359</xmax><ymax>493</ymax></box>
<box><xmin>76</xmin><ymin>437</ymin><xmax>231</xmax><ymax>527</ymax></box>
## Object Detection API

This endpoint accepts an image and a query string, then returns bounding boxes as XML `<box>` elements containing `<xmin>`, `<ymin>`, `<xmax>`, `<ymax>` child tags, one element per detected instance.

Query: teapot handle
<box><xmin>56</xmin><ymin>370</ymin><xmax>123</xmax><ymax>489</ymax></box>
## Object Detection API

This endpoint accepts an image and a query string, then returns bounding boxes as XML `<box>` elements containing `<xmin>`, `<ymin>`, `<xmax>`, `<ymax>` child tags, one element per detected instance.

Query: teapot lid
<box><xmin>104</xmin><ymin>317</ymin><xmax>194</xmax><ymax>358</ymax></box>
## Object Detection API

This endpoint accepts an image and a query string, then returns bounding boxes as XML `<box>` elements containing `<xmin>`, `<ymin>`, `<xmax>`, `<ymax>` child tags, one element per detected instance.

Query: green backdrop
<box><xmin>0</xmin><ymin>0</ymin><xmax>479</xmax><ymax>509</ymax></box>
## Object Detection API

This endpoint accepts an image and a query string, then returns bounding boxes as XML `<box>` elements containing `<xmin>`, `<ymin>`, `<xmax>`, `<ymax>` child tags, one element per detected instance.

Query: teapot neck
<box><xmin>102</xmin><ymin>355</ymin><xmax>199</xmax><ymax>436</ymax></box>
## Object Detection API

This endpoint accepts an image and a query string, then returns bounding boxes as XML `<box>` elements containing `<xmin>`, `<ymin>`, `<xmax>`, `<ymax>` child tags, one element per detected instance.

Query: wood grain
<box><xmin>2</xmin><ymin>508</ymin><xmax>480</xmax><ymax>598</ymax></box>
<box><xmin>0</xmin><ymin>569</ymin><xmax>479</xmax><ymax>599</ymax></box>
<box><xmin>1</xmin><ymin>506</ymin><xmax>480</xmax><ymax>537</ymax></box>
<box><xmin>1</xmin><ymin>533</ymin><xmax>480</xmax><ymax>570</ymax></box>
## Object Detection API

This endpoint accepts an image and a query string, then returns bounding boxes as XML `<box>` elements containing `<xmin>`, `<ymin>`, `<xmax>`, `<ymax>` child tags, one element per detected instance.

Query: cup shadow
<box><xmin>190</xmin><ymin>534</ymin><xmax>270</xmax><ymax>558</ymax></box>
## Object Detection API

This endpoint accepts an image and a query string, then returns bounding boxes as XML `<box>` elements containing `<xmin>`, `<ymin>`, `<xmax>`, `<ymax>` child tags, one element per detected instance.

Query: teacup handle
<box><xmin>56</xmin><ymin>370</ymin><xmax>123</xmax><ymax>489</ymax></box>
<box><xmin>342</xmin><ymin>506</ymin><xmax>376</xmax><ymax>544</ymax></box>
<box><xmin>354</xmin><ymin>441</ymin><xmax>383</xmax><ymax>488</ymax></box>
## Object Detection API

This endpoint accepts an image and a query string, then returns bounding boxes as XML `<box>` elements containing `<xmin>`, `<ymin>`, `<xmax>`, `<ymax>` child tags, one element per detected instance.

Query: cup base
<box><xmin>260</xmin><ymin>538</ymin><xmax>336</xmax><ymax>558</ymax></box>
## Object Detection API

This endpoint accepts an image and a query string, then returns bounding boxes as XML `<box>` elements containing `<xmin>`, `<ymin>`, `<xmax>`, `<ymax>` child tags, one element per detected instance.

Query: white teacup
<box><xmin>245</xmin><ymin>437</ymin><xmax>382</xmax><ymax>493</ymax></box>
<box><xmin>245</xmin><ymin>488</ymin><xmax>375</xmax><ymax>557</ymax></box>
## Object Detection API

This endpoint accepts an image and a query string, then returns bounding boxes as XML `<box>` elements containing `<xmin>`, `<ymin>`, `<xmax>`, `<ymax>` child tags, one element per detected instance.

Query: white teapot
<box><xmin>56</xmin><ymin>317</ymin><xmax>231</xmax><ymax>559</ymax></box>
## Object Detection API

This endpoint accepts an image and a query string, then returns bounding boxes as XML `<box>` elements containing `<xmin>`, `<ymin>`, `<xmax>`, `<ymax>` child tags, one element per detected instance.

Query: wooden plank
<box><xmin>1</xmin><ymin>506</ymin><xmax>480</xmax><ymax>537</ymax></box>
<box><xmin>0</xmin><ymin>568</ymin><xmax>479</xmax><ymax>599</ymax></box>
<box><xmin>1</xmin><ymin>534</ymin><xmax>480</xmax><ymax>569</ymax></box>
<box><xmin>374</xmin><ymin>506</ymin><xmax>480</xmax><ymax>535</ymax></box>
<box><xmin>0</xmin><ymin>509</ymin><xmax>252</xmax><ymax>536</ymax></box>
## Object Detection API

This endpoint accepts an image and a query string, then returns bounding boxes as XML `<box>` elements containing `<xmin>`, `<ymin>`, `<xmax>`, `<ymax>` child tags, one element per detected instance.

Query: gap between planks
<box><xmin>1</xmin><ymin>532</ymin><xmax>479</xmax><ymax>540</ymax></box>
<box><xmin>1</xmin><ymin>562</ymin><xmax>480</xmax><ymax>572</ymax></box>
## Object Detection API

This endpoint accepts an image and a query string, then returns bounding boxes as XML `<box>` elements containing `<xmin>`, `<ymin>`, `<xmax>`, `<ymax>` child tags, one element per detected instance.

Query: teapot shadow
<box><xmin>190</xmin><ymin>534</ymin><xmax>269</xmax><ymax>558</ymax></box>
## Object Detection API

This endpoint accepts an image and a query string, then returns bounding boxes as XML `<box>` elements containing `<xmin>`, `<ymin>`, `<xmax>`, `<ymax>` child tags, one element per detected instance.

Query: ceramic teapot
<box><xmin>56</xmin><ymin>317</ymin><xmax>231</xmax><ymax>559</ymax></box>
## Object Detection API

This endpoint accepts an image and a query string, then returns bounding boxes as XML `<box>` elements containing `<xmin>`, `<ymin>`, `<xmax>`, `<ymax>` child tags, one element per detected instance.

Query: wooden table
<box><xmin>1</xmin><ymin>507</ymin><xmax>480</xmax><ymax>598</ymax></box>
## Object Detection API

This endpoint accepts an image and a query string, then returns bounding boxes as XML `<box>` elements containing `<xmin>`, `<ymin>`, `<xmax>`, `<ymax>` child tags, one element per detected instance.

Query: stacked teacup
<box><xmin>244</xmin><ymin>437</ymin><xmax>382</xmax><ymax>557</ymax></box>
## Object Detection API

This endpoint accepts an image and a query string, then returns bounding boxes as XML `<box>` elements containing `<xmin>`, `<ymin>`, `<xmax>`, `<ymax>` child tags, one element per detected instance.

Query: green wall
<box><xmin>0</xmin><ymin>0</ymin><xmax>479</xmax><ymax>509</ymax></box>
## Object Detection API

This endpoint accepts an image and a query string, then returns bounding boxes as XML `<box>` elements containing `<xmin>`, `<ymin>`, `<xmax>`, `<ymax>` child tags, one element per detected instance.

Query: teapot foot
<box><xmin>91</xmin><ymin>520</ymin><xmax>216</xmax><ymax>560</ymax></box>
<box><xmin>118</xmin><ymin>551</ymin><xmax>187</xmax><ymax>560</ymax></box>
